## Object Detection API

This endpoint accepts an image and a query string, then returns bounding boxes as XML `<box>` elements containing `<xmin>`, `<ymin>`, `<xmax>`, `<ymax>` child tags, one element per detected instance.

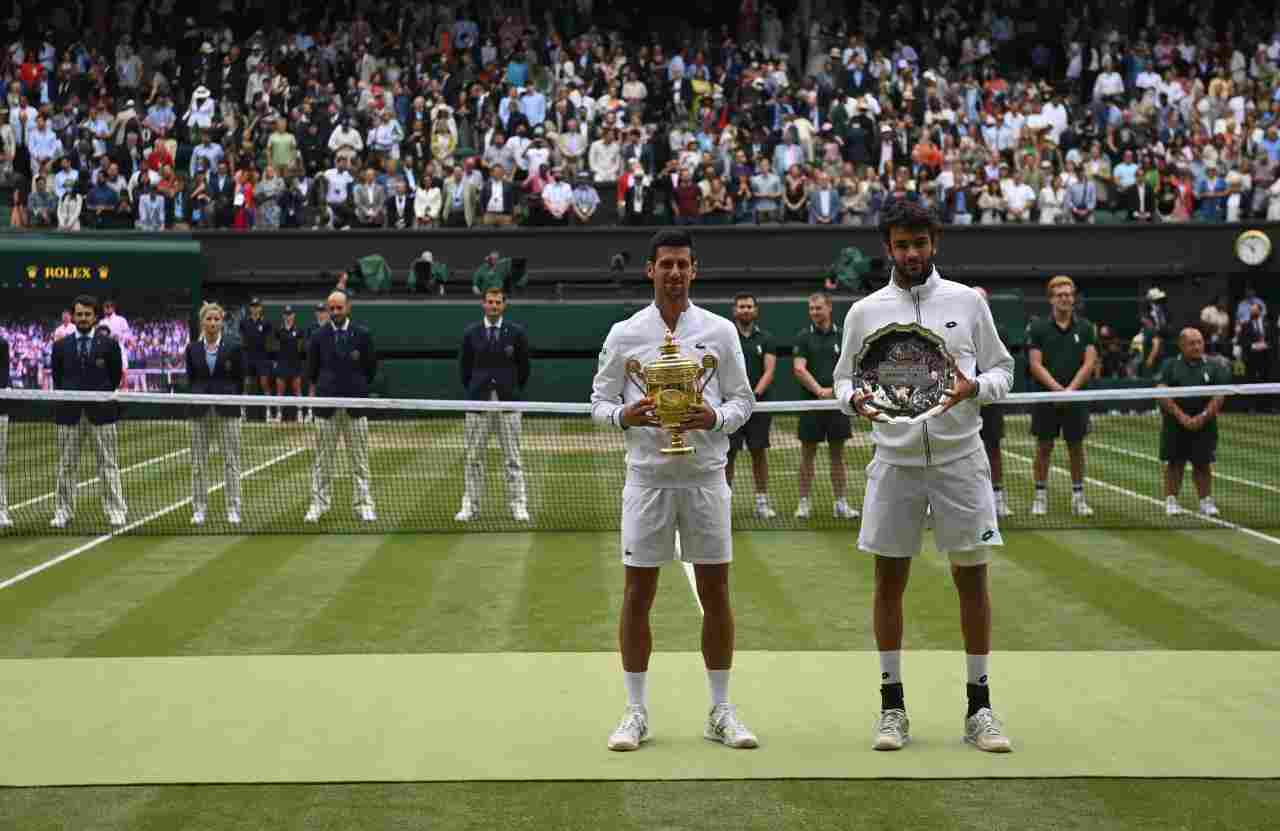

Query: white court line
<box><xmin>675</xmin><ymin>532</ymin><xmax>705</xmax><ymax>616</ymax></box>
<box><xmin>1000</xmin><ymin>448</ymin><xmax>1280</xmax><ymax>549</ymax></box>
<box><xmin>6</xmin><ymin>447</ymin><xmax>190</xmax><ymax>512</ymax></box>
<box><xmin>1087</xmin><ymin>438</ymin><xmax>1280</xmax><ymax>497</ymax></box>
<box><xmin>0</xmin><ymin>447</ymin><xmax>306</xmax><ymax>592</ymax></box>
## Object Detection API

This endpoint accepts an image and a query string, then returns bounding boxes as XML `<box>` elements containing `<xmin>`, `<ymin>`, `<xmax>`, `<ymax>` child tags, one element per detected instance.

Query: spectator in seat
<box><xmin>442</xmin><ymin>166</ymin><xmax>476</xmax><ymax>228</ymax></box>
<box><xmin>1003</xmin><ymin>171</ymin><xmax>1036</xmax><ymax>222</ymax></box>
<box><xmin>414</xmin><ymin>174</ymin><xmax>442</xmax><ymax>228</ymax></box>
<box><xmin>571</xmin><ymin>171</ymin><xmax>601</xmax><ymax>225</ymax></box>
<box><xmin>27</xmin><ymin>175</ymin><xmax>57</xmax><ymax>227</ymax></box>
<box><xmin>808</xmin><ymin>171</ymin><xmax>841</xmax><ymax>224</ymax></box>
<box><xmin>672</xmin><ymin>169</ymin><xmax>702</xmax><ymax>225</ymax></box>
<box><xmin>58</xmin><ymin>185</ymin><xmax>83</xmax><ymax>231</ymax></box>
<box><xmin>617</xmin><ymin>160</ymin><xmax>652</xmax><ymax>225</ymax></box>
<box><xmin>386</xmin><ymin>178</ymin><xmax>413</xmax><ymax>230</ymax></box>
<box><xmin>1065</xmin><ymin>172</ymin><xmax>1097</xmax><ymax>223</ymax></box>
<box><xmin>480</xmin><ymin>163</ymin><xmax>517</xmax><ymax>226</ymax></box>
<box><xmin>589</xmin><ymin>126</ymin><xmax>621</xmax><ymax>185</ymax></box>
<box><xmin>541</xmin><ymin>167</ymin><xmax>573</xmax><ymax>226</ymax></box>
<box><xmin>750</xmin><ymin>158</ymin><xmax>783</xmax><ymax>223</ymax></box>
<box><xmin>353</xmin><ymin>168</ymin><xmax>387</xmax><ymax>228</ymax></box>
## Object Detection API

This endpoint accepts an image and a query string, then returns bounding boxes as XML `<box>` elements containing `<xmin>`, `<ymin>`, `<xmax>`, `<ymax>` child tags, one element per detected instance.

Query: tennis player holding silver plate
<box><xmin>852</xmin><ymin>322</ymin><xmax>958</xmax><ymax>424</ymax></box>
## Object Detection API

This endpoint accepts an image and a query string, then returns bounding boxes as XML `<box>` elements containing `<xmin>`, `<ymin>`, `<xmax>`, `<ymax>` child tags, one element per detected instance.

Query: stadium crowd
<box><xmin>0</xmin><ymin>312</ymin><xmax>187</xmax><ymax>389</ymax></box>
<box><xmin>2</xmin><ymin>1</ymin><xmax>1280</xmax><ymax>231</ymax></box>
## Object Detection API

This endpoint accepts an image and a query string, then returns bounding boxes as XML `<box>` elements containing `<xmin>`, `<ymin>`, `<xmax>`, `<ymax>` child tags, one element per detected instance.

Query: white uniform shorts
<box><xmin>620</xmin><ymin>483</ymin><xmax>733</xmax><ymax>567</ymax></box>
<box><xmin>857</xmin><ymin>449</ymin><xmax>1002</xmax><ymax>566</ymax></box>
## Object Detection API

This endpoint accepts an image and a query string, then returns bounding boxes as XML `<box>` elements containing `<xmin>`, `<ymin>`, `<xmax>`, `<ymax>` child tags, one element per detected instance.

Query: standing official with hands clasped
<box><xmin>456</xmin><ymin>287</ymin><xmax>531</xmax><ymax>523</ymax></box>
<box><xmin>273</xmin><ymin>306</ymin><xmax>307</xmax><ymax>423</ymax></box>
<box><xmin>591</xmin><ymin>229</ymin><xmax>759</xmax><ymax>753</ymax></box>
<box><xmin>726</xmin><ymin>292</ymin><xmax>778</xmax><ymax>519</ymax></box>
<box><xmin>834</xmin><ymin>200</ymin><xmax>1015</xmax><ymax>754</ymax></box>
<box><xmin>50</xmin><ymin>294</ymin><xmax>127</xmax><ymax>528</ymax></box>
<box><xmin>185</xmin><ymin>302</ymin><xmax>246</xmax><ymax>526</ymax></box>
<box><xmin>1157</xmin><ymin>327</ymin><xmax>1230</xmax><ymax>517</ymax></box>
<box><xmin>304</xmin><ymin>290</ymin><xmax>378</xmax><ymax>524</ymax></box>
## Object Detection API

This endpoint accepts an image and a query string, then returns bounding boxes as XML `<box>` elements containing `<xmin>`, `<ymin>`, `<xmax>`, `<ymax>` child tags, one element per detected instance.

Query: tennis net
<box><xmin>1</xmin><ymin>384</ymin><xmax>1277</xmax><ymax>536</ymax></box>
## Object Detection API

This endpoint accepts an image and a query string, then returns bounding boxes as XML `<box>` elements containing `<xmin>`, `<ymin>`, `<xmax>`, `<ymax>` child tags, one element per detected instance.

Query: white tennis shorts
<box><xmin>857</xmin><ymin>449</ymin><xmax>1002</xmax><ymax>565</ymax></box>
<box><xmin>620</xmin><ymin>483</ymin><xmax>733</xmax><ymax>567</ymax></box>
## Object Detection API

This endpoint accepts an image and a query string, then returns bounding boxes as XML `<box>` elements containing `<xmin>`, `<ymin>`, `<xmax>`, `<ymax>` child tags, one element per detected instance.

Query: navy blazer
<box><xmin>51</xmin><ymin>331</ymin><xmax>123</xmax><ymax>426</ymax></box>
<box><xmin>184</xmin><ymin>340</ymin><xmax>246</xmax><ymax>417</ymax></box>
<box><xmin>307</xmin><ymin>322</ymin><xmax>377</xmax><ymax>416</ymax></box>
<box><xmin>460</xmin><ymin>320</ymin><xmax>530</xmax><ymax>401</ymax></box>
<box><xmin>0</xmin><ymin>334</ymin><xmax>9</xmax><ymax>418</ymax></box>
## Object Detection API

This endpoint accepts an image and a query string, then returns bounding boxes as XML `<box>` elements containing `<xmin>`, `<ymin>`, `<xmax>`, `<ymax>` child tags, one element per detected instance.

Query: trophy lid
<box><xmin>647</xmin><ymin>330</ymin><xmax>700</xmax><ymax>375</ymax></box>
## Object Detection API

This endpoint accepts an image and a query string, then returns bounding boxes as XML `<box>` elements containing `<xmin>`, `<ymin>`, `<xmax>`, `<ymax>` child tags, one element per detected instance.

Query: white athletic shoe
<box><xmin>872</xmin><ymin>708</ymin><xmax>910</xmax><ymax>751</ymax></box>
<box><xmin>964</xmin><ymin>707</ymin><xmax>1013</xmax><ymax>753</ymax></box>
<box><xmin>50</xmin><ymin>512</ymin><xmax>70</xmax><ymax>529</ymax></box>
<box><xmin>1031</xmin><ymin>493</ymin><xmax>1048</xmax><ymax>516</ymax></box>
<box><xmin>512</xmin><ymin>503</ymin><xmax>530</xmax><ymax>522</ymax></box>
<box><xmin>994</xmin><ymin>490</ymin><xmax>1011</xmax><ymax>517</ymax></box>
<box><xmin>1071</xmin><ymin>493</ymin><xmax>1094</xmax><ymax>517</ymax></box>
<box><xmin>304</xmin><ymin>504</ymin><xmax>326</xmax><ymax>523</ymax></box>
<box><xmin>833</xmin><ymin>499</ymin><xmax>859</xmax><ymax>519</ymax></box>
<box><xmin>0</xmin><ymin>512</ymin><xmax>12</xmax><ymax>528</ymax></box>
<box><xmin>794</xmin><ymin>498</ymin><xmax>811</xmax><ymax>520</ymax></box>
<box><xmin>607</xmin><ymin>705</ymin><xmax>650</xmax><ymax>751</ymax></box>
<box><xmin>1166</xmin><ymin>497</ymin><xmax>1182</xmax><ymax>516</ymax></box>
<box><xmin>704</xmin><ymin>703</ymin><xmax>759</xmax><ymax>749</ymax></box>
<box><xmin>191</xmin><ymin>511</ymin><xmax>206</xmax><ymax>526</ymax></box>
<box><xmin>226</xmin><ymin>510</ymin><xmax>241</xmax><ymax>526</ymax></box>
<box><xmin>296</xmin><ymin>411</ymin><xmax>305</xmax><ymax>424</ymax></box>
<box><xmin>455</xmin><ymin>503</ymin><xmax>476</xmax><ymax>522</ymax></box>
<box><xmin>1199</xmin><ymin>497</ymin><xmax>1220</xmax><ymax>517</ymax></box>
<box><xmin>108</xmin><ymin>514</ymin><xmax>127</xmax><ymax>528</ymax></box>
<box><xmin>359</xmin><ymin>507</ymin><xmax>377</xmax><ymax>523</ymax></box>
<box><xmin>754</xmin><ymin>497</ymin><xmax>777</xmax><ymax>520</ymax></box>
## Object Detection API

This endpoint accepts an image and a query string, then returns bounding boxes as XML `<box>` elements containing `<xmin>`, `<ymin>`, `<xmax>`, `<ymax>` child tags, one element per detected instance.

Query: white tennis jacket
<box><xmin>833</xmin><ymin>268</ymin><xmax>1014</xmax><ymax>467</ymax></box>
<box><xmin>591</xmin><ymin>302</ymin><xmax>755</xmax><ymax>487</ymax></box>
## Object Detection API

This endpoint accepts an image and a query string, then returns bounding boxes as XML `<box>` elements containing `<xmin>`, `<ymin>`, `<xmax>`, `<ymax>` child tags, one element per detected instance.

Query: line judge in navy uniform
<box><xmin>456</xmin><ymin>287</ymin><xmax>531</xmax><ymax>522</ymax></box>
<box><xmin>238</xmin><ymin>297</ymin><xmax>275</xmax><ymax>421</ymax></box>
<box><xmin>304</xmin><ymin>290</ymin><xmax>378</xmax><ymax>523</ymax></box>
<box><xmin>184</xmin><ymin>301</ymin><xmax>246</xmax><ymax>527</ymax></box>
<box><xmin>50</xmin><ymin>294</ymin><xmax>127</xmax><ymax>528</ymax></box>
<box><xmin>0</xmin><ymin>330</ymin><xmax>10</xmax><ymax>528</ymax></box>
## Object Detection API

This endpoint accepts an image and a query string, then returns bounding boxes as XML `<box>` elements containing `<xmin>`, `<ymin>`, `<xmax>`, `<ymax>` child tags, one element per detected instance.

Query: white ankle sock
<box><xmin>707</xmin><ymin>669</ymin><xmax>730</xmax><ymax>706</ymax></box>
<box><xmin>624</xmin><ymin>671</ymin><xmax>647</xmax><ymax>708</ymax></box>
<box><xmin>879</xmin><ymin>650</ymin><xmax>902</xmax><ymax>685</ymax></box>
<box><xmin>966</xmin><ymin>654</ymin><xmax>989</xmax><ymax>686</ymax></box>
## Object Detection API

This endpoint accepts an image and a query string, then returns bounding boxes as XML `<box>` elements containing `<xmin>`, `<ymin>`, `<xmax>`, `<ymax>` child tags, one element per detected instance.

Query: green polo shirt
<box><xmin>1155</xmin><ymin>354</ymin><xmax>1231</xmax><ymax>430</ymax></box>
<box><xmin>1027</xmin><ymin>313</ymin><xmax>1097</xmax><ymax>390</ymax></box>
<box><xmin>793</xmin><ymin>322</ymin><xmax>841</xmax><ymax>398</ymax></box>
<box><xmin>737</xmin><ymin>324</ymin><xmax>776</xmax><ymax>400</ymax></box>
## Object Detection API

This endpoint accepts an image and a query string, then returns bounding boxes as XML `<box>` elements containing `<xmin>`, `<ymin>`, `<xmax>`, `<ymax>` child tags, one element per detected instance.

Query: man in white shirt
<box><xmin>25</xmin><ymin>113</ymin><xmax>59</xmax><ymax>175</ymax></box>
<box><xmin>1003</xmin><ymin>172</ymin><xmax>1036</xmax><ymax>222</ymax></box>
<box><xmin>1092</xmin><ymin>69</ymin><xmax>1124</xmax><ymax>101</ymax></box>
<box><xmin>540</xmin><ymin>167</ymin><xmax>573</xmax><ymax>225</ymax></box>
<box><xmin>101</xmin><ymin>300</ymin><xmax>130</xmax><ymax>342</ymax></box>
<box><xmin>589</xmin><ymin>127</ymin><xmax>621</xmax><ymax>184</ymax></box>
<box><xmin>833</xmin><ymin>200</ymin><xmax>1015</xmax><ymax>755</ymax></box>
<box><xmin>322</xmin><ymin>158</ymin><xmax>355</xmax><ymax>228</ymax></box>
<box><xmin>591</xmin><ymin>228</ymin><xmax>759</xmax><ymax>753</ymax></box>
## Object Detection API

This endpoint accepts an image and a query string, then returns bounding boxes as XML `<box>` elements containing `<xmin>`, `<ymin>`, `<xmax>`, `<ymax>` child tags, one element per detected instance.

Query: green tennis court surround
<box><xmin>2</xmin><ymin>651</ymin><xmax>1277</xmax><ymax>786</ymax></box>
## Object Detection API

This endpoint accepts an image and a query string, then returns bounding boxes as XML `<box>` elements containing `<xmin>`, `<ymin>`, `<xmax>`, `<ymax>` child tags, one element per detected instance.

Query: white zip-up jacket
<box><xmin>833</xmin><ymin>268</ymin><xmax>1014</xmax><ymax>467</ymax></box>
<box><xmin>591</xmin><ymin>302</ymin><xmax>755</xmax><ymax>487</ymax></box>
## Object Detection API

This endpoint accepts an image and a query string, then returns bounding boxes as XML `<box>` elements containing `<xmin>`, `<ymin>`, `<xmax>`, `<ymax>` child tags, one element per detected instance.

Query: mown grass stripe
<box><xmin>1003</xmin><ymin>531</ymin><xmax>1269</xmax><ymax>650</ymax></box>
<box><xmin>505</xmin><ymin>532</ymin><xmax>622</xmax><ymax>653</ymax></box>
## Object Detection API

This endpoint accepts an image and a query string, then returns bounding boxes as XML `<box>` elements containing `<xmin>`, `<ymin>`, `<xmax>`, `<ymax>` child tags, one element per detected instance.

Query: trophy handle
<box><xmin>624</xmin><ymin>358</ymin><xmax>647</xmax><ymax>397</ymax></box>
<box><xmin>696</xmin><ymin>354</ymin><xmax>718</xmax><ymax>403</ymax></box>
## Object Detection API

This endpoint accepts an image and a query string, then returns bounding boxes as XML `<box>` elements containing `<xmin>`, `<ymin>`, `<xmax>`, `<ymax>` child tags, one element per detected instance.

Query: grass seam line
<box><xmin>6</xmin><ymin>447</ymin><xmax>191</xmax><ymax>512</ymax></box>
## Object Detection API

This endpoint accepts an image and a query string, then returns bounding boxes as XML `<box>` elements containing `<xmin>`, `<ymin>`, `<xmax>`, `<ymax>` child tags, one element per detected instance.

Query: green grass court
<box><xmin>2</xmin><ymin>410</ymin><xmax>1279</xmax><ymax>829</ymax></box>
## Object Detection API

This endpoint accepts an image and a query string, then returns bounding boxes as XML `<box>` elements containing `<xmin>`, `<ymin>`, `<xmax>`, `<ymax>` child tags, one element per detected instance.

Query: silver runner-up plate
<box><xmin>852</xmin><ymin>322</ymin><xmax>957</xmax><ymax>424</ymax></box>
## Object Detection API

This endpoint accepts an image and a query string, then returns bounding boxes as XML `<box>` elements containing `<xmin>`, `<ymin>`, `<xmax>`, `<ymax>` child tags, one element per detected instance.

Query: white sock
<box><xmin>966</xmin><ymin>654</ymin><xmax>989</xmax><ymax>686</ymax></box>
<box><xmin>879</xmin><ymin>650</ymin><xmax>902</xmax><ymax>685</ymax></box>
<box><xmin>1167</xmin><ymin>495</ymin><xmax>1178</xmax><ymax>504</ymax></box>
<box><xmin>624</xmin><ymin>671</ymin><xmax>647</xmax><ymax>709</ymax></box>
<box><xmin>707</xmin><ymin>669</ymin><xmax>731</xmax><ymax>706</ymax></box>
<box><xmin>755</xmin><ymin>493</ymin><xmax>768</xmax><ymax>504</ymax></box>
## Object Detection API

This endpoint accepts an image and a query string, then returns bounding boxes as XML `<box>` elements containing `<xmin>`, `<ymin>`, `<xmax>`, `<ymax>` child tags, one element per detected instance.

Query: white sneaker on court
<box><xmin>1031</xmin><ymin>493</ymin><xmax>1047</xmax><ymax>516</ymax></box>
<box><xmin>704</xmin><ymin>703</ymin><xmax>758</xmax><ymax>749</ymax></box>
<box><xmin>873</xmin><ymin>708</ymin><xmax>910</xmax><ymax>751</ymax></box>
<box><xmin>191</xmin><ymin>511</ymin><xmax>206</xmax><ymax>526</ymax></box>
<box><xmin>964</xmin><ymin>707</ymin><xmax>1012</xmax><ymax>752</ymax></box>
<box><xmin>455</xmin><ymin>502</ymin><xmax>476</xmax><ymax>522</ymax></box>
<box><xmin>1071</xmin><ymin>493</ymin><xmax>1093</xmax><ymax>517</ymax></box>
<box><xmin>108</xmin><ymin>514</ymin><xmax>127</xmax><ymax>528</ymax></box>
<box><xmin>0</xmin><ymin>511</ymin><xmax>12</xmax><ymax>528</ymax></box>
<box><xmin>1199</xmin><ymin>497</ymin><xmax>1220</xmax><ymax>517</ymax></box>
<box><xmin>1166</xmin><ymin>497</ymin><xmax>1182</xmax><ymax>516</ymax></box>
<box><xmin>607</xmin><ymin>705</ymin><xmax>650</xmax><ymax>751</ymax></box>
<box><xmin>304</xmin><ymin>504</ymin><xmax>326</xmax><ymax>523</ymax></box>
<box><xmin>754</xmin><ymin>497</ymin><xmax>777</xmax><ymax>520</ymax></box>
<box><xmin>994</xmin><ymin>490</ymin><xmax>1011</xmax><ymax>517</ymax></box>
<box><xmin>833</xmin><ymin>499</ymin><xmax>859</xmax><ymax>519</ymax></box>
<box><xmin>226</xmin><ymin>510</ymin><xmax>241</xmax><ymax>525</ymax></box>
<box><xmin>50</xmin><ymin>512</ymin><xmax>70</xmax><ymax>529</ymax></box>
<box><xmin>512</xmin><ymin>503</ymin><xmax>530</xmax><ymax>522</ymax></box>
<box><xmin>359</xmin><ymin>507</ymin><xmax>377</xmax><ymax>523</ymax></box>
<box><xmin>794</xmin><ymin>498</ymin><xmax>811</xmax><ymax>520</ymax></box>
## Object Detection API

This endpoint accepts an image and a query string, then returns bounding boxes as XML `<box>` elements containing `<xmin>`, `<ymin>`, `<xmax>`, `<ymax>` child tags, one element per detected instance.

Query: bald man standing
<box><xmin>304</xmin><ymin>290</ymin><xmax>379</xmax><ymax>524</ymax></box>
<box><xmin>1156</xmin><ymin>327</ymin><xmax>1231</xmax><ymax>517</ymax></box>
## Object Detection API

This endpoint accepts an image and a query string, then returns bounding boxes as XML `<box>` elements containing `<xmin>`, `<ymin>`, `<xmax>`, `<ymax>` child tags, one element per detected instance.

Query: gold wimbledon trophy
<box><xmin>624</xmin><ymin>330</ymin><xmax>719</xmax><ymax>455</ymax></box>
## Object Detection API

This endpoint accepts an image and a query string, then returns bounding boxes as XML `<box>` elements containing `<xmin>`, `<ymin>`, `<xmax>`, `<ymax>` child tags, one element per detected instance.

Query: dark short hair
<box><xmin>879</xmin><ymin>198</ymin><xmax>941</xmax><ymax>243</ymax></box>
<box><xmin>73</xmin><ymin>294</ymin><xmax>98</xmax><ymax>313</ymax></box>
<box><xmin>483</xmin><ymin>287</ymin><xmax>506</xmax><ymax>300</ymax></box>
<box><xmin>648</xmin><ymin>228</ymin><xmax>696</xmax><ymax>263</ymax></box>
<box><xmin>733</xmin><ymin>292</ymin><xmax>758</xmax><ymax>306</ymax></box>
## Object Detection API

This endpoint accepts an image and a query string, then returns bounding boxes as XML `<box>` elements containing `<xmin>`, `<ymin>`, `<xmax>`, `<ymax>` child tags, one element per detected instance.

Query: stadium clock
<box><xmin>1234</xmin><ymin>230</ymin><xmax>1272</xmax><ymax>267</ymax></box>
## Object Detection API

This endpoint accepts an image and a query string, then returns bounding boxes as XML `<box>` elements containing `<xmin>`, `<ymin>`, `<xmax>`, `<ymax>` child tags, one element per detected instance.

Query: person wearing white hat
<box><xmin>185</xmin><ymin>86</ymin><xmax>215</xmax><ymax>132</ymax></box>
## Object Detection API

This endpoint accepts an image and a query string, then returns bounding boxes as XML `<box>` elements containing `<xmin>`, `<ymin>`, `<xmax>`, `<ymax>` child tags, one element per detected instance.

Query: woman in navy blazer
<box><xmin>185</xmin><ymin>302</ymin><xmax>247</xmax><ymax>526</ymax></box>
